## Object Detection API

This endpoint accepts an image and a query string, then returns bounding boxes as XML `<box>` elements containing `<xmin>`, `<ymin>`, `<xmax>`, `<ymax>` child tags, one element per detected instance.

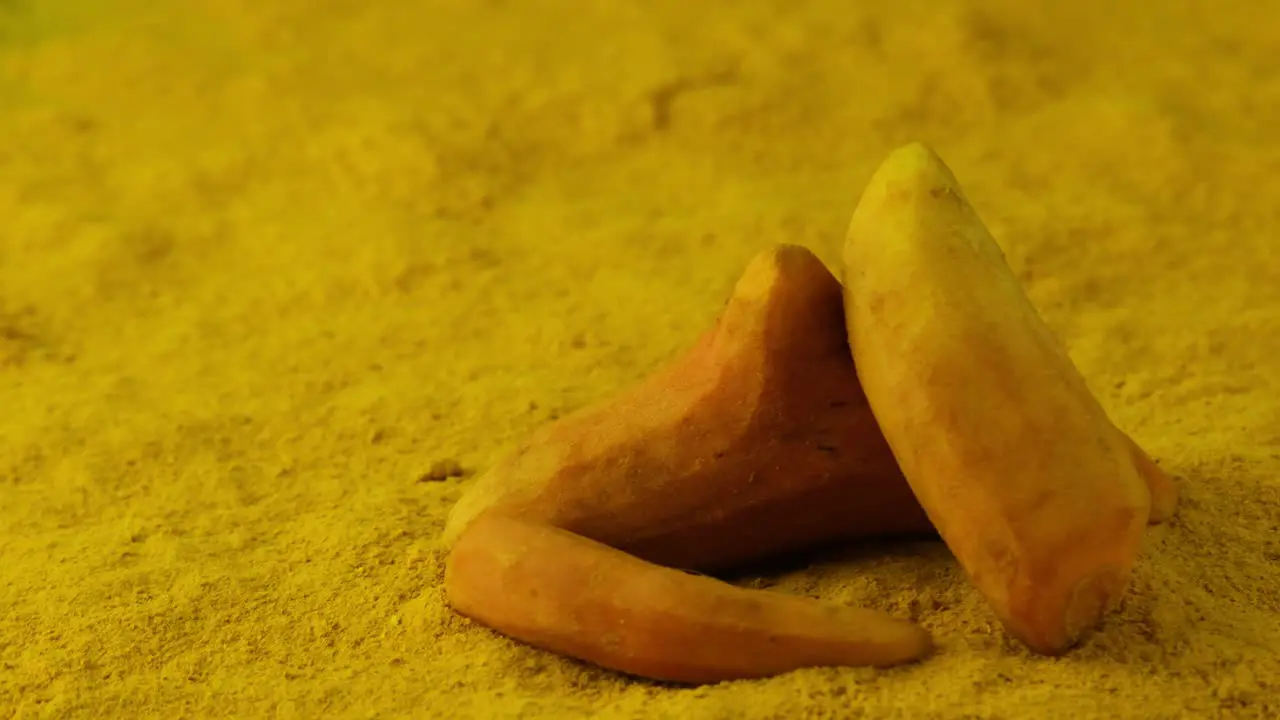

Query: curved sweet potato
<box><xmin>439</xmin><ymin>244</ymin><xmax>935</xmax><ymax>683</ymax></box>
<box><xmin>445</xmin><ymin>515</ymin><xmax>934</xmax><ymax>684</ymax></box>
<box><xmin>842</xmin><ymin>143</ymin><xmax>1170</xmax><ymax>654</ymax></box>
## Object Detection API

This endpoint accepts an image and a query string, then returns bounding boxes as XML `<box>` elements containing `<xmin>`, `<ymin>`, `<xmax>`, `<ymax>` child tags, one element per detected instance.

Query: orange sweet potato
<box><xmin>441</xmin><ymin>244</ymin><xmax>937</xmax><ymax>682</ymax></box>
<box><xmin>841</xmin><ymin>142</ymin><xmax>1175</xmax><ymax>654</ymax></box>
<box><xmin>444</xmin><ymin>244</ymin><xmax>933</xmax><ymax>573</ymax></box>
<box><xmin>445</xmin><ymin>515</ymin><xmax>933</xmax><ymax>684</ymax></box>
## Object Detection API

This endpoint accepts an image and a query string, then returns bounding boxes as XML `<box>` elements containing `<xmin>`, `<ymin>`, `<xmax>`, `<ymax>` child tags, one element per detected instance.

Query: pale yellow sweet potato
<box><xmin>444</xmin><ymin>244</ymin><xmax>933</xmax><ymax>573</ymax></box>
<box><xmin>445</xmin><ymin>515</ymin><xmax>934</xmax><ymax>684</ymax></box>
<box><xmin>841</xmin><ymin>142</ymin><xmax>1174</xmax><ymax>654</ymax></box>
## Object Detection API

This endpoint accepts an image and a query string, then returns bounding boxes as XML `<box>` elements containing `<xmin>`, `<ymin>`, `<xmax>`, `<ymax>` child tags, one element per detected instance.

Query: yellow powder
<box><xmin>2</xmin><ymin>0</ymin><xmax>1277</xmax><ymax>717</ymax></box>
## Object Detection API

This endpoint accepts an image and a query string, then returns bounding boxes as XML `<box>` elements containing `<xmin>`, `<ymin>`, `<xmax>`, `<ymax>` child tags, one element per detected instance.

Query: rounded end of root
<box><xmin>1061</xmin><ymin>564</ymin><xmax>1129</xmax><ymax>648</ymax></box>
<box><xmin>850</xmin><ymin>142</ymin><xmax>966</xmax><ymax>224</ymax></box>
<box><xmin>842</xmin><ymin>141</ymin><xmax>987</xmax><ymax>294</ymax></box>
<box><xmin>882</xmin><ymin>618</ymin><xmax>936</xmax><ymax>666</ymax></box>
<box><xmin>876</xmin><ymin>142</ymin><xmax>961</xmax><ymax>189</ymax></box>
<box><xmin>1001</xmin><ymin>560</ymin><xmax>1134</xmax><ymax>656</ymax></box>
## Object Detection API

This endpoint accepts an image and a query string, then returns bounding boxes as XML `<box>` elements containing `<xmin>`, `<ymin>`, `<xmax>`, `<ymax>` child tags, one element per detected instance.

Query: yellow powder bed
<box><xmin>2</xmin><ymin>1</ymin><xmax>1277</xmax><ymax>717</ymax></box>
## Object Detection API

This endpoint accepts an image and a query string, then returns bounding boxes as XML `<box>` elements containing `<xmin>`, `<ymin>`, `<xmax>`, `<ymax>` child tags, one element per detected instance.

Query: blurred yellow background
<box><xmin>2</xmin><ymin>0</ymin><xmax>1277</xmax><ymax>717</ymax></box>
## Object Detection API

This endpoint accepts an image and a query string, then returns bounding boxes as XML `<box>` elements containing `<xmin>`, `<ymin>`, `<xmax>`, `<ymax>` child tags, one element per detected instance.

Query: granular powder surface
<box><xmin>1</xmin><ymin>1</ymin><xmax>1278</xmax><ymax>718</ymax></box>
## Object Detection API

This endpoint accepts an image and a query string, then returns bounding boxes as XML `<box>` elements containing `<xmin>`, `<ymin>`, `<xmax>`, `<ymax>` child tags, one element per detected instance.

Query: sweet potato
<box><xmin>440</xmin><ymin>244</ymin><xmax>936</xmax><ymax>682</ymax></box>
<box><xmin>445</xmin><ymin>515</ymin><xmax>934</xmax><ymax>684</ymax></box>
<box><xmin>444</xmin><ymin>244</ymin><xmax>933</xmax><ymax>573</ymax></box>
<box><xmin>841</xmin><ymin>142</ymin><xmax>1175</xmax><ymax>654</ymax></box>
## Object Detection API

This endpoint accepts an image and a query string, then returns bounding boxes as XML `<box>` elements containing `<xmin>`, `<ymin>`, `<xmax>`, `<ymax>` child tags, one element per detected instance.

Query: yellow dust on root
<box><xmin>2</xmin><ymin>1</ymin><xmax>1278</xmax><ymax>718</ymax></box>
